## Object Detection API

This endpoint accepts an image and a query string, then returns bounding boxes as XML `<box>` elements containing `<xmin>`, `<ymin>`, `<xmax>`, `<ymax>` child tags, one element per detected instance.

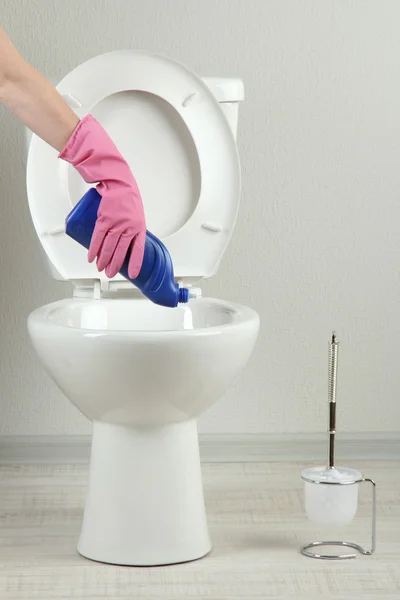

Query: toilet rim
<box><xmin>27</xmin><ymin>297</ymin><xmax>260</xmax><ymax>336</ymax></box>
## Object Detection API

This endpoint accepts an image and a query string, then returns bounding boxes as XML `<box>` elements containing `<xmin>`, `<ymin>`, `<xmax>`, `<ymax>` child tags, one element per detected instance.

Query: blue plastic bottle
<box><xmin>65</xmin><ymin>188</ymin><xmax>191</xmax><ymax>308</ymax></box>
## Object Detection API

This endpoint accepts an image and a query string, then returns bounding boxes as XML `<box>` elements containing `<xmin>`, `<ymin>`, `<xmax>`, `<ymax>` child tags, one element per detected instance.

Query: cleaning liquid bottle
<box><xmin>65</xmin><ymin>188</ymin><xmax>197</xmax><ymax>308</ymax></box>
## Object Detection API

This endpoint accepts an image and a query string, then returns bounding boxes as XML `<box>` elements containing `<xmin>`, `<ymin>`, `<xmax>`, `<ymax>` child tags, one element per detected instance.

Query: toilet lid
<box><xmin>26</xmin><ymin>50</ymin><xmax>241</xmax><ymax>285</ymax></box>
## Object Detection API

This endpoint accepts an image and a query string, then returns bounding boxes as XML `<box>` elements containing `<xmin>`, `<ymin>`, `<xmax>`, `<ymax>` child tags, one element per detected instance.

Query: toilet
<box><xmin>26</xmin><ymin>50</ymin><xmax>260</xmax><ymax>566</ymax></box>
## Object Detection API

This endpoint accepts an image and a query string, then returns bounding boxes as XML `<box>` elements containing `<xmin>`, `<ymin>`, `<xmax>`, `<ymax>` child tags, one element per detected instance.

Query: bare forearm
<box><xmin>0</xmin><ymin>28</ymin><xmax>79</xmax><ymax>151</ymax></box>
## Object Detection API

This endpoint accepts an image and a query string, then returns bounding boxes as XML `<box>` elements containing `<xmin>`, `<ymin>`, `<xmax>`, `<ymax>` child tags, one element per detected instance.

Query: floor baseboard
<box><xmin>199</xmin><ymin>432</ymin><xmax>400</xmax><ymax>462</ymax></box>
<box><xmin>0</xmin><ymin>432</ymin><xmax>398</xmax><ymax>463</ymax></box>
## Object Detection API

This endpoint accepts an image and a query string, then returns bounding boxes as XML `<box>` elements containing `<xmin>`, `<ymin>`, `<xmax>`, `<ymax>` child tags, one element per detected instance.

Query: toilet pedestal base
<box><xmin>77</xmin><ymin>420</ymin><xmax>212</xmax><ymax>566</ymax></box>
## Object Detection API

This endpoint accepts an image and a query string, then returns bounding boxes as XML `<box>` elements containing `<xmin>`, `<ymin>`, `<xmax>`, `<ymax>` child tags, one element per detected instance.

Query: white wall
<box><xmin>1</xmin><ymin>0</ymin><xmax>400</xmax><ymax>435</ymax></box>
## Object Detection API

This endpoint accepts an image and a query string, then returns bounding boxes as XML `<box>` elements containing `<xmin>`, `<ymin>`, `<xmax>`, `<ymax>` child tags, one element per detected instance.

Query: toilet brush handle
<box><xmin>328</xmin><ymin>332</ymin><xmax>338</xmax><ymax>468</ymax></box>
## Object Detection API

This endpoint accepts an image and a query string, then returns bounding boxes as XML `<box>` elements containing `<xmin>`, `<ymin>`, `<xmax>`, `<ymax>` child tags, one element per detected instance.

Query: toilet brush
<box><xmin>300</xmin><ymin>332</ymin><xmax>377</xmax><ymax>559</ymax></box>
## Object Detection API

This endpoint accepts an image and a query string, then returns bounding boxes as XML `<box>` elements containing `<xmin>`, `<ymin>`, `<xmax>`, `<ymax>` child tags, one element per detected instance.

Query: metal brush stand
<box><xmin>300</xmin><ymin>474</ymin><xmax>376</xmax><ymax>559</ymax></box>
<box><xmin>300</xmin><ymin>333</ymin><xmax>377</xmax><ymax>560</ymax></box>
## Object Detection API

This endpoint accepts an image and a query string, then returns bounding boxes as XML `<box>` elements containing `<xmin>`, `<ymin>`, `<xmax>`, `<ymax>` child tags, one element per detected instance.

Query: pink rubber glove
<box><xmin>58</xmin><ymin>114</ymin><xmax>146</xmax><ymax>279</ymax></box>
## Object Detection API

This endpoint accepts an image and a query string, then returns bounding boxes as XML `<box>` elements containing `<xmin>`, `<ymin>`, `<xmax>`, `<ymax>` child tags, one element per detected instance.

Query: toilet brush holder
<box><xmin>300</xmin><ymin>333</ymin><xmax>377</xmax><ymax>560</ymax></box>
<box><xmin>301</xmin><ymin>467</ymin><xmax>376</xmax><ymax>559</ymax></box>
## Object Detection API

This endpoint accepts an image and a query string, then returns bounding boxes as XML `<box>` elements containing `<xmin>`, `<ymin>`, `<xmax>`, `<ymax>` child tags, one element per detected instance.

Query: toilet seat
<box><xmin>26</xmin><ymin>50</ymin><xmax>241</xmax><ymax>289</ymax></box>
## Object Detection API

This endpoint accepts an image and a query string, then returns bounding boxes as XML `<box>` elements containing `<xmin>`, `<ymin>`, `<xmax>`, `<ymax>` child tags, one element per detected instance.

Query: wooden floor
<box><xmin>0</xmin><ymin>459</ymin><xmax>399</xmax><ymax>599</ymax></box>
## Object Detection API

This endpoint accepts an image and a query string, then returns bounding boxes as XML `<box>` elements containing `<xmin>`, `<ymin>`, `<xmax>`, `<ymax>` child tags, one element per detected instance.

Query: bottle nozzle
<box><xmin>188</xmin><ymin>288</ymin><xmax>202</xmax><ymax>300</ymax></box>
<box><xmin>178</xmin><ymin>288</ymin><xmax>189</xmax><ymax>303</ymax></box>
<box><xmin>178</xmin><ymin>287</ymin><xmax>202</xmax><ymax>303</ymax></box>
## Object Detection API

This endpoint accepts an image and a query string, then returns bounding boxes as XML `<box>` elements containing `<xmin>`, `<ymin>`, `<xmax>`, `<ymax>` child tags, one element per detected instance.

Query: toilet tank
<box><xmin>202</xmin><ymin>77</ymin><xmax>244</xmax><ymax>139</ymax></box>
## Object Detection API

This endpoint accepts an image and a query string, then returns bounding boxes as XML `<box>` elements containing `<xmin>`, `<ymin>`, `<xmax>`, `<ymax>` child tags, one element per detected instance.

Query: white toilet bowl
<box><xmin>28</xmin><ymin>297</ymin><xmax>259</xmax><ymax>565</ymax></box>
<box><xmin>26</xmin><ymin>50</ymin><xmax>260</xmax><ymax>565</ymax></box>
